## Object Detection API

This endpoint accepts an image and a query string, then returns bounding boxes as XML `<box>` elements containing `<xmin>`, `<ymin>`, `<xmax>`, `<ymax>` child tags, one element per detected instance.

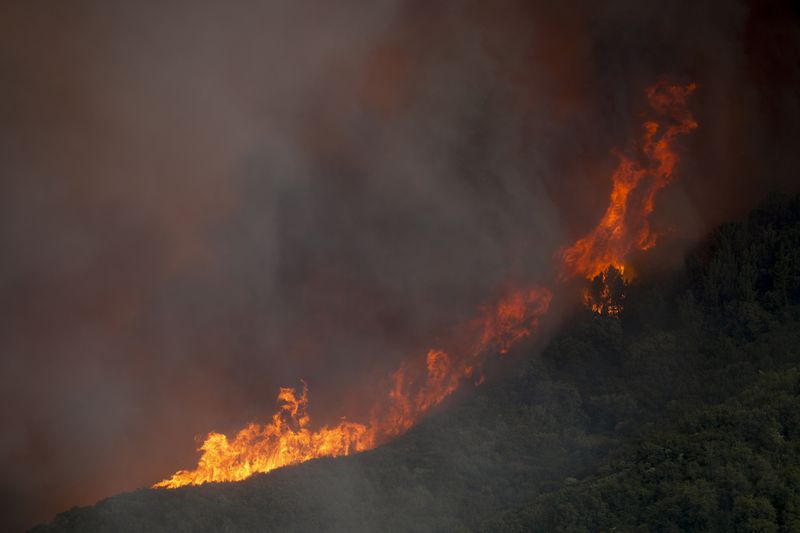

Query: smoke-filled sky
<box><xmin>1</xmin><ymin>0</ymin><xmax>799</xmax><ymax>529</ymax></box>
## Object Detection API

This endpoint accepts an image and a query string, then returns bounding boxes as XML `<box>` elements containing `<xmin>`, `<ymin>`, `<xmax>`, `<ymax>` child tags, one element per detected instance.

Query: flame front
<box><xmin>153</xmin><ymin>384</ymin><xmax>375</xmax><ymax>488</ymax></box>
<box><xmin>155</xmin><ymin>81</ymin><xmax>696</xmax><ymax>489</ymax></box>
<box><xmin>155</xmin><ymin>286</ymin><xmax>552</xmax><ymax>489</ymax></box>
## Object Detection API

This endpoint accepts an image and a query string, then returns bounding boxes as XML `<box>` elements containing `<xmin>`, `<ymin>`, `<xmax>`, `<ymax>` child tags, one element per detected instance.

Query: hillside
<box><xmin>34</xmin><ymin>194</ymin><xmax>800</xmax><ymax>532</ymax></box>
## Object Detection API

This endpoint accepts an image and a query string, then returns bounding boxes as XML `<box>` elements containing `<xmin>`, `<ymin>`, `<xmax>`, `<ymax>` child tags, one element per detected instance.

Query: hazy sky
<box><xmin>1</xmin><ymin>0</ymin><xmax>798</xmax><ymax>530</ymax></box>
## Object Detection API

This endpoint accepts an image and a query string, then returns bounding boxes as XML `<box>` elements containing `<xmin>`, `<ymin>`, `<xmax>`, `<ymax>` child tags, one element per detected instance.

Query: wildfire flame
<box><xmin>155</xmin><ymin>80</ymin><xmax>696</xmax><ymax>489</ymax></box>
<box><xmin>154</xmin><ymin>384</ymin><xmax>373</xmax><ymax>488</ymax></box>
<box><xmin>559</xmin><ymin>81</ymin><xmax>698</xmax><ymax>281</ymax></box>
<box><xmin>155</xmin><ymin>286</ymin><xmax>552</xmax><ymax>489</ymax></box>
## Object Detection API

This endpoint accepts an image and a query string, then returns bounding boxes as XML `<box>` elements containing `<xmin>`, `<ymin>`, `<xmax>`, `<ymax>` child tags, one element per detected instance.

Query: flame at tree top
<box><xmin>560</xmin><ymin>81</ymin><xmax>698</xmax><ymax>281</ymax></box>
<box><xmin>155</xmin><ymin>80</ymin><xmax>696</xmax><ymax>490</ymax></box>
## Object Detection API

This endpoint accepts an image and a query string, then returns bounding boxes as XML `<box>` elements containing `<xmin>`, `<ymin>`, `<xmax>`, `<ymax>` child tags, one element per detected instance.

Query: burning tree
<box><xmin>584</xmin><ymin>265</ymin><xmax>627</xmax><ymax>317</ymax></box>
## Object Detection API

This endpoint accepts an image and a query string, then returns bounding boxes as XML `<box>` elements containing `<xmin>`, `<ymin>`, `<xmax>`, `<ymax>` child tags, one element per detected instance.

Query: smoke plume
<box><xmin>1</xmin><ymin>0</ymin><xmax>798</xmax><ymax>530</ymax></box>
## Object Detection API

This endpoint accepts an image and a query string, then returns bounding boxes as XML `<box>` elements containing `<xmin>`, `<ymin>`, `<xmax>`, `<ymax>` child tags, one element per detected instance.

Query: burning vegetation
<box><xmin>154</xmin><ymin>285</ymin><xmax>553</xmax><ymax>488</ymax></box>
<box><xmin>583</xmin><ymin>265</ymin><xmax>627</xmax><ymax>317</ymax></box>
<box><xmin>560</xmin><ymin>80</ymin><xmax>697</xmax><ymax>315</ymax></box>
<box><xmin>155</xmin><ymin>80</ymin><xmax>697</xmax><ymax>489</ymax></box>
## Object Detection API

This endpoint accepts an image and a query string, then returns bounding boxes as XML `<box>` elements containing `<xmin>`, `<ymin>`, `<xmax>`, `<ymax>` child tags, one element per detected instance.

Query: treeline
<box><xmin>34</xmin><ymin>194</ymin><xmax>800</xmax><ymax>532</ymax></box>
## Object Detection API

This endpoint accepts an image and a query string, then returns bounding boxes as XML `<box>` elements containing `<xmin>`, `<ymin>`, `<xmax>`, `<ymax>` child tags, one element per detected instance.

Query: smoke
<box><xmin>1</xmin><ymin>0</ymin><xmax>798</xmax><ymax>529</ymax></box>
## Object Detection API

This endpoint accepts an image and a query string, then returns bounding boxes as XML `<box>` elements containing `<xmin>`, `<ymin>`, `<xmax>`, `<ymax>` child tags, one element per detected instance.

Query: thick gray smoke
<box><xmin>1</xmin><ymin>0</ymin><xmax>798</xmax><ymax>529</ymax></box>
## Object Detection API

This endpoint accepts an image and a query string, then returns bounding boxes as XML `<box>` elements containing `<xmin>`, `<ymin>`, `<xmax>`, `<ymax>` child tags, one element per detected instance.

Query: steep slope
<box><xmin>31</xmin><ymin>348</ymin><xmax>608</xmax><ymax>532</ymax></box>
<box><xmin>34</xmin><ymin>194</ymin><xmax>800</xmax><ymax>532</ymax></box>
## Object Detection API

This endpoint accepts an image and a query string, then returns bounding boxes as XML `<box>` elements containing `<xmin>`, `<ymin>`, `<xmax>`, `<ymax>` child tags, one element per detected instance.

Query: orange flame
<box><xmin>154</xmin><ymin>384</ymin><xmax>373</xmax><ymax>488</ymax></box>
<box><xmin>477</xmin><ymin>288</ymin><xmax>553</xmax><ymax>355</ymax></box>
<box><xmin>560</xmin><ymin>81</ymin><xmax>697</xmax><ymax>281</ymax></box>
<box><xmin>155</xmin><ymin>286</ymin><xmax>552</xmax><ymax>488</ymax></box>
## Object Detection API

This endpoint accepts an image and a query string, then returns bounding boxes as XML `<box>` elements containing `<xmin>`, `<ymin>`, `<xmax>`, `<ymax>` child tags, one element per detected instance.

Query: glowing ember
<box><xmin>583</xmin><ymin>265</ymin><xmax>627</xmax><ymax>317</ymax></box>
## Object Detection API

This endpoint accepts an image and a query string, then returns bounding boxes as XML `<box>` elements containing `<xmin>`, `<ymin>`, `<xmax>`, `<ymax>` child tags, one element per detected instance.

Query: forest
<box><xmin>34</xmin><ymin>193</ymin><xmax>800</xmax><ymax>532</ymax></box>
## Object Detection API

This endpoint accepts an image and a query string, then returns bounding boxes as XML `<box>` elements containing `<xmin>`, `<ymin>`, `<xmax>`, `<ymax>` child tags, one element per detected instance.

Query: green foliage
<box><xmin>33</xmin><ymin>194</ymin><xmax>800</xmax><ymax>532</ymax></box>
<box><xmin>488</xmin><ymin>370</ymin><xmax>800</xmax><ymax>532</ymax></box>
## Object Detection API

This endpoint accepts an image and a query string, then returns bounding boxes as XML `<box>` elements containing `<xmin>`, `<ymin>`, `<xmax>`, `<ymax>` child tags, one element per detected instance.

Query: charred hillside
<box><xmin>34</xmin><ymin>194</ymin><xmax>800</xmax><ymax>532</ymax></box>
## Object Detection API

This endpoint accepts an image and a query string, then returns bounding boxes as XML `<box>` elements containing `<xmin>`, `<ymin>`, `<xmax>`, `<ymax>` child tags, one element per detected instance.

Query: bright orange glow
<box><xmin>155</xmin><ymin>286</ymin><xmax>552</xmax><ymax>489</ymax></box>
<box><xmin>154</xmin><ymin>384</ymin><xmax>373</xmax><ymax>488</ymax></box>
<box><xmin>582</xmin><ymin>265</ymin><xmax>626</xmax><ymax>317</ymax></box>
<box><xmin>560</xmin><ymin>81</ymin><xmax>697</xmax><ymax>281</ymax></box>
